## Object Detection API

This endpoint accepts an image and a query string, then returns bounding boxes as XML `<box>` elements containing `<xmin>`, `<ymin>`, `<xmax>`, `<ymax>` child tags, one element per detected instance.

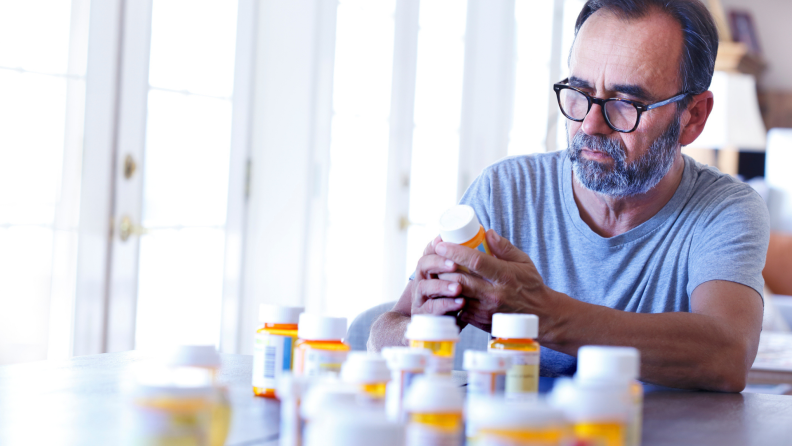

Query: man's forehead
<box><xmin>570</xmin><ymin>8</ymin><xmax>683</xmax><ymax>98</ymax></box>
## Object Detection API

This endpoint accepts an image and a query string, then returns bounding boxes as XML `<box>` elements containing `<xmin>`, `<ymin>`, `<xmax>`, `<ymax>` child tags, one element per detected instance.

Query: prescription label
<box><xmin>301</xmin><ymin>349</ymin><xmax>348</xmax><ymax>377</ymax></box>
<box><xmin>493</xmin><ymin>350</ymin><xmax>539</xmax><ymax>396</ymax></box>
<box><xmin>252</xmin><ymin>332</ymin><xmax>294</xmax><ymax>389</ymax></box>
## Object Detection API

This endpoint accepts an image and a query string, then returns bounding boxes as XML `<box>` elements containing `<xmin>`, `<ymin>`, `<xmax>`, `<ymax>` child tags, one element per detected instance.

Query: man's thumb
<box><xmin>486</xmin><ymin>229</ymin><xmax>531</xmax><ymax>263</ymax></box>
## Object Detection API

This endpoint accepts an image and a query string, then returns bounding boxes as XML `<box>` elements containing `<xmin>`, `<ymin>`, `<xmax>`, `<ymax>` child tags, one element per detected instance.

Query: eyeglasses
<box><xmin>553</xmin><ymin>78</ymin><xmax>689</xmax><ymax>133</ymax></box>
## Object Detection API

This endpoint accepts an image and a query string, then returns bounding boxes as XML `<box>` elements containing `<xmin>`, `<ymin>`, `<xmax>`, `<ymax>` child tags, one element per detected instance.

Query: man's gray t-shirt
<box><xmin>459</xmin><ymin>150</ymin><xmax>770</xmax><ymax>377</ymax></box>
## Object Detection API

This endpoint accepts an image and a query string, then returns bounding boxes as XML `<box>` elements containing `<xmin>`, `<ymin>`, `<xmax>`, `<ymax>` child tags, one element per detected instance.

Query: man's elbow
<box><xmin>704</xmin><ymin>338</ymin><xmax>753</xmax><ymax>393</ymax></box>
<box><xmin>367</xmin><ymin>311</ymin><xmax>409</xmax><ymax>353</ymax></box>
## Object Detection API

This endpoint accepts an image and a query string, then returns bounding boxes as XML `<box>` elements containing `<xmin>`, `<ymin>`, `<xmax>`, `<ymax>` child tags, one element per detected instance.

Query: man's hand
<box><xmin>393</xmin><ymin>235</ymin><xmax>467</xmax><ymax>317</ymax></box>
<box><xmin>436</xmin><ymin>229</ymin><xmax>562</xmax><ymax>333</ymax></box>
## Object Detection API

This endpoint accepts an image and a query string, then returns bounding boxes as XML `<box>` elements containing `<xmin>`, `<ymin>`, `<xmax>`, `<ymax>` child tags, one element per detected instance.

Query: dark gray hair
<box><xmin>573</xmin><ymin>0</ymin><xmax>719</xmax><ymax>109</ymax></box>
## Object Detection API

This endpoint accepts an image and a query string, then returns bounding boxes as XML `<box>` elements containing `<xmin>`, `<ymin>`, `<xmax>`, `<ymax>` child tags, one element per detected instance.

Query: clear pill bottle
<box><xmin>404</xmin><ymin>375</ymin><xmax>465</xmax><ymax>446</ymax></box>
<box><xmin>405</xmin><ymin>315</ymin><xmax>460</xmax><ymax>374</ymax></box>
<box><xmin>293</xmin><ymin>314</ymin><xmax>350</xmax><ymax>377</ymax></box>
<box><xmin>439</xmin><ymin>204</ymin><xmax>492</xmax><ymax>259</ymax></box>
<box><xmin>488</xmin><ymin>313</ymin><xmax>541</xmax><ymax>397</ymax></box>
<box><xmin>165</xmin><ymin>345</ymin><xmax>231</xmax><ymax>446</ymax></box>
<box><xmin>463</xmin><ymin>350</ymin><xmax>511</xmax><ymax>396</ymax></box>
<box><xmin>382</xmin><ymin>347</ymin><xmax>431</xmax><ymax>422</ymax></box>
<box><xmin>253</xmin><ymin>304</ymin><xmax>303</xmax><ymax>398</ymax></box>
<box><xmin>472</xmin><ymin>397</ymin><xmax>571</xmax><ymax>446</ymax></box>
<box><xmin>577</xmin><ymin>346</ymin><xmax>643</xmax><ymax>446</ymax></box>
<box><xmin>276</xmin><ymin>372</ymin><xmax>312</xmax><ymax>446</ymax></box>
<box><xmin>341</xmin><ymin>352</ymin><xmax>392</xmax><ymax>400</ymax></box>
<box><xmin>304</xmin><ymin>409</ymin><xmax>406</xmax><ymax>446</ymax></box>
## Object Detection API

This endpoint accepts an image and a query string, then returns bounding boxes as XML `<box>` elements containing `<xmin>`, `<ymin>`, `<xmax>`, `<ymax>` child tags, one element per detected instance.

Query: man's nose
<box><xmin>581</xmin><ymin>103</ymin><xmax>613</xmax><ymax>136</ymax></box>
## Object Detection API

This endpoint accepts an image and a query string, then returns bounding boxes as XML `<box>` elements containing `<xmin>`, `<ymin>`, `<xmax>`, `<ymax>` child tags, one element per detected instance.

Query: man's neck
<box><xmin>571</xmin><ymin>153</ymin><xmax>686</xmax><ymax>238</ymax></box>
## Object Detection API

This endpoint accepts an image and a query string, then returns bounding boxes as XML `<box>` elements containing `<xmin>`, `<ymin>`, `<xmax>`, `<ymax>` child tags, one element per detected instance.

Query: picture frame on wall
<box><xmin>729</xmin><ymin>10</ymin><xmax>762</xmax><ymax>55</ymax></box>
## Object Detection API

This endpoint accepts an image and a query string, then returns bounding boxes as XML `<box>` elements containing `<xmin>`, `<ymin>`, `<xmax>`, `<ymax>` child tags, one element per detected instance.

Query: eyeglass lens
<box><xmin>559</xmin><ymin>89</ymin><xmax>638</xmax><ymax>132</ymax></box>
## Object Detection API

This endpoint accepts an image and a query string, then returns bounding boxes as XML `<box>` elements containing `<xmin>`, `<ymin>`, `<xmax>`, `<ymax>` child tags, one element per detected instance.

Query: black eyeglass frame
<box><xmin>553</xmin><ymin>78</ymin><xmax>690</xmax><ymax>133</ymax></box>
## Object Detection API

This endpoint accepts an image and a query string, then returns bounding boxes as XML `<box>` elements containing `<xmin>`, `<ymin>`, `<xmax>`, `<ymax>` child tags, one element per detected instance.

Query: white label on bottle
<box><xmin>253</xmin><ymin>332</ymin><xmax>294</xmax><ymax>389</ymax></box>
<box><xmin>466</xmin><ymin>371</ymin><xmax>506</xmax><ymax>396</ymax></box>
<box><xmin>407</xmin><ymin>423</ymin><xmax>462</xmax><ymax>446</ymax></box>
<box><xmin>302</xmin><ymin>348</ymin><xmax>348</xmax><ymax>377</ymax></box>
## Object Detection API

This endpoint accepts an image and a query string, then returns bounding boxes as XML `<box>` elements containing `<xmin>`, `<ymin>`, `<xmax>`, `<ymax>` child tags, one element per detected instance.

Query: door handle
<box><xmin>118</xmin><ymin>215</ymin><xmax>148</xmax><ymax>242</ymax></box>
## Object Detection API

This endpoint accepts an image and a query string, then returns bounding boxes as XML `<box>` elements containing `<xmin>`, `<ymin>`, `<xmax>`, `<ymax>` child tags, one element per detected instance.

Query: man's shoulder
<box><xmin>683</xmin><ymin>155</ymin><xmax>769</xmax><ymax>226</ymax></box>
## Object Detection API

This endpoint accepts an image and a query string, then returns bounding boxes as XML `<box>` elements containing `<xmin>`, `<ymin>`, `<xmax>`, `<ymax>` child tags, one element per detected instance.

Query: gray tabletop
<box><xmin>1</xmin><ymin>351</ymin><xmax>791</xmax><ymax>445</ymax></box>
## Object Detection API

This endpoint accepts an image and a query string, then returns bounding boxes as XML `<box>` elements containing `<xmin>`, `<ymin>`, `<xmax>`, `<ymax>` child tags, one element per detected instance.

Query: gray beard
<box><xmin>566</xmin><ymin>115</ymin><xmax>681</xmax><ymax>198</ymax></box>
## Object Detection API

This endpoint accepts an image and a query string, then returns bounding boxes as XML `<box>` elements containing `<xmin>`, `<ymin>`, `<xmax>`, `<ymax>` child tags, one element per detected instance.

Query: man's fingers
<box><xmin>437</xmin><ymin>272</ymin><xmax>494</xmax><ymax>299</ymax></box>
<box><xmin>415</xmin><ymin>254</ymin><xmax>457</xmax><ymax>280</ymax></box>
<box><xmin>415</xmin><ymin>278</ymin><xmax>463</xmax><ymax>300</ymax></box>
<box><xmin>422</xmin><ymin>297</ymin><xmax>465</xmax><ymax>315</ymax></box>
<box><xmin>435</xmin><ymin>242</ymin><xmax>502</xmax><ymax>281</ymax></box>
<box><xmin>422</xmin><ymin>235</ymin><xmax>443</xmax><ymax>256</ymax></box>
<box><xmin>485</xmin><ymin>229</ymin><xmax>533</xmax><ymax>264</ymax></box>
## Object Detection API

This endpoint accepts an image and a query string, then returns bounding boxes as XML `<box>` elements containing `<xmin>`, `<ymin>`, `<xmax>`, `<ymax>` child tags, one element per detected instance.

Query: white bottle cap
<box><xmin>491</xmin><ymin>313</ymin><xmax>539</xmax><ymax>339</ymax></box>
<box><xmin>298</xmin><ymin>313</ymin><xmax>348</xmax><ymax>341</ymax></box>
<box><xmin>463</xmin><ymin>350</ymin><xmax>511</xmax><ymax>373</ymax></box>
<box><xmin>300</xmin><ymin>379</ymin><xmax>359</xmax><ymax>421</ymax></box>
<box><xmin>305</xmin><ymin>409</ymin><xmax>405</xmax><ymax>446</ymax></box>
<box><xmin>165</xmin><ymin>345</ymin><xmax>221</xmax><ymax>369</ymax></box>
<box><xmin>341</xmin><ymin>352</ymin><xmax>392</xmax><ymax>384</ymax></box>
<box><xmin>576</xmin><ymin>346</ymin><xmax>640</xmax><ymax>382</ymax></box>
<box><xmin>439</xmin><ymin>205</ymin><xmax>482</xmax><ymax>244</ymax></box>
<box><xmin>404</xmin><ymin>315</ymin><xmax>460</xmax><ymax>341</ymax></box>
<box><xmin>562</xmin><ymin>383</ymin><xmax>629</xmax><ymax>423</ymax></box>
<box><xmin>404</xmin><ymin>375</ymin><xmax>464</xmax><ymax>413</ymax></box>
<box><xmin>382</xmin><ymin>347</ymin><xmax>430</xmax><ymax>371</ymax></box>
<box><xmin>470</xmin><ymin>396</ymin><xmax>566</xmax><ymax>430</ymax></box>
<box><xmin>259</xmin><ymin>304</ymin><xmax>303</xmax><ymax>324</ymax></box>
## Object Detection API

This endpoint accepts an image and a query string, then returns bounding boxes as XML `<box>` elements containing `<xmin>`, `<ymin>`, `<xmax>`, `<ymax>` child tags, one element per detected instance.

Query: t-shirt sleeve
<box><xmin>688</xmin><ymin>183</ymin><xmax>770</xmax><ymax>300</ymax></box>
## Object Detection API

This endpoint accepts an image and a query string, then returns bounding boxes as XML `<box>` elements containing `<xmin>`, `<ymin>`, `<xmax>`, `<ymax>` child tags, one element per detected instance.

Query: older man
<box><xmin>368</xmin><ymin>0</ymin><xmax>770</xmax><ymax>392</ymax></box>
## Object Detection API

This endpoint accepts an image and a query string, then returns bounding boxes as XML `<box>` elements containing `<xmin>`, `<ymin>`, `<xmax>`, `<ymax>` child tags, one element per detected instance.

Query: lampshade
<box><xmin>691</xmin><ymin>71</ymin><xmax>767</xmax><ymax>152</ymax></box>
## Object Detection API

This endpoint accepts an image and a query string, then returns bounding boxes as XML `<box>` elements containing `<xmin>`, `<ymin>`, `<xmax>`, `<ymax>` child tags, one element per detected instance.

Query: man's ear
<box><xmin>679</xmin><ymin>90</ymin><xmax>714</xmax><ymax>146</ymax></box>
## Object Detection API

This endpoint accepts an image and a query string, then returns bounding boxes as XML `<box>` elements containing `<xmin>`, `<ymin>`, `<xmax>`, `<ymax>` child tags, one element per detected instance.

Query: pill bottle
<box><xmin>577</xmin><ymin>346</ymin><xmax>643</xmax><ymax>446</ymax></box>
<box><xmin>463</xmin><ymin>350</ymin><xmax>511</xmax><ymax>396</ymax></box>
<box><xmin>553</xmin><ymin>381</ymin><xmax>628</xmax><ymax>446</ymax></box>
<box><xmin>404</xmin><ymin>375</ymin><xmax>465</xmax><ymax>446</ymax></box>
<box><xmin>125</xmin><ymin>361</ymin><xmax>215</xmax><ymax>446</ymax></box>
<box><xmin>253</xmin><ymin>304</ymin><xmax>303</xmax><ymax>398</ymax></box>
<box><xmin>293</xmin><ymin>314</ymin><xmax>350</xmax><ymax>377</ymax></box>
<box><xmin>405</xmin><ymin>315</ymin><xmax>460</xmax><ymax>374</ymax></box>
<box><xmin>165</xmin><ymin>345</ymin><xmax>231</xmax><ymax>446</ymax></box>
<box><xmin>341</xmin><ymin>352</ymin><xmax>392</xmax><ymax>400</ymax></box>
<box><xmin>471</xmin><ymin>397</ymin><xmax>571</xmax><ymax>446</ymax></box>
<box><xmin>276</xmin><ymin>372</ymin><xmax>312</xmax><ymax>446</ymax></box>
<box><xmin>300</xmin><ymin>379</ymin><xmax>360</xmax><ymax>439</ymax></box>
<box><xmin>304</xmin><ymin>409</ymin><xmax>405</xmax><ymax>446</ymax></box>
<box><xmin>382</xmin><ymin>347</ymin><xmax>431</xmax><ymax>422</ymax></box>
<box><xmin>488</xmin><ymin>313</ymin><xmax>541</xmax><ymax>398</ymax></box>
<box><xmin>439</xmin><ymin>204</ymin><xmax>492</xmax><ymax>259</ymax></box>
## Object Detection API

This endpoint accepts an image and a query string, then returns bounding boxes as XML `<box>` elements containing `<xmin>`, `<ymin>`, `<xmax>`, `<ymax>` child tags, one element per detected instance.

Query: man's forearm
<box><xmin>543</xmin><ymin>291</ymin><xmax>758</xmax><ymax>392</ymax></box>
<box><xmin>367</xmin><ymin>311</ymin><xmax>411</xmax><ymax>352</ymax></box>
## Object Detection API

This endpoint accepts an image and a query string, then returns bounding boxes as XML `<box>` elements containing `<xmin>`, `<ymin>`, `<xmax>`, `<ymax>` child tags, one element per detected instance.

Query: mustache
<box><xmin>569</xmin><ymin>132</ymin><xmax>627</xmax><ymax>164</ymax></box>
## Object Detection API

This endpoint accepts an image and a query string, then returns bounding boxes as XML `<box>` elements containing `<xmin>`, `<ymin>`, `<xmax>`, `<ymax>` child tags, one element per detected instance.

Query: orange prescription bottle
<box><xmin>550</xmin><ymin>377</ymin><xmax>629</xmax><ymax>446</ymax></box>
<box><xmin>404</xmin><ymin>375</ymin><xmax>465</xmax><ymax>446</ymax></box>
<box><xmin>293</xmin><ymin>313</ymin><xmax>350</xmax><ymax>377</ymax></box>
<box><xmin>470</xmin><ymin>396</ymin><xmax>571</xmax><ymax>446</ymax></box>
<box><xmin>463</xmin><ymin>350</ymin><xmax>511</xmax><ymax>396</ymax></box>
<box><xmin>163</xmin><ymin>345</ymin><xmax>231</xmax><ymax>446</ymax></box>
<box><xmin>488</xmin><ymin>313</ymin><xmax>541</xmax><ymax>398</ymax></box>
<box><xmin>577</xmin><ymin>346</ymin><xmax>643</xmax><ymax>446</ymax></box>
<box><xmin>341</xmin><ymin>352</ymin><xmax>392</xmax><ymax>400</ymax></box>
<box><xmin>405</xmin><ymin>315</ymin><xmax>460</xmax><ymax>374</ymax></box>
<box><xmin>252</xmin><ymin>304</ymin><xmax>303</xmax><ymax>398</ymax></box>
<box><xmin>382</xmin><ymin>347</ymin><xmax>431</xmax><ymax>422</ymax></box>
<box><xmin>439</xmin><ymin>205</ymin><xmax>492</xmax><ymax>265</ymax></box>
